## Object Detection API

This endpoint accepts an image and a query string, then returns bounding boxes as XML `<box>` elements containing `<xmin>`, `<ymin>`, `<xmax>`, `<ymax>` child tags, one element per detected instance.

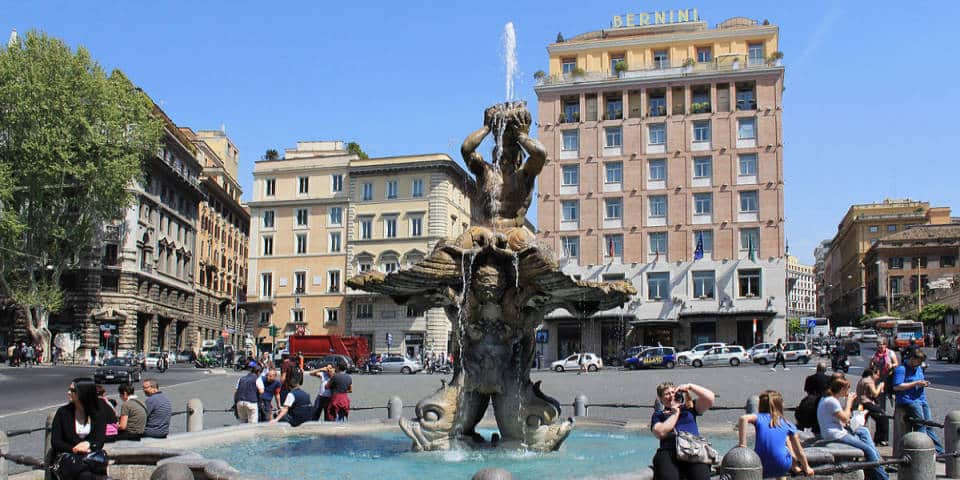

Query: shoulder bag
<box><xmin>675</xmin><ymin>430</ymin><xmax>720</xmax><ymax>465</ymax></box>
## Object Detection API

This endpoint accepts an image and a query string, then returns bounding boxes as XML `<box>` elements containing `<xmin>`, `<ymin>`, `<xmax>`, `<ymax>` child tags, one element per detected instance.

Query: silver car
<box><xmin>380</xmin><ymin>355</ymin><xmax>422</xmax><ymax>374</ymax></box>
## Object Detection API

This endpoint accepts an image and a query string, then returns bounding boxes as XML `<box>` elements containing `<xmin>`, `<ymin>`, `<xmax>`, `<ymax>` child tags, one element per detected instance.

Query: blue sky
<box><xmin>5</xmin><ymin>0</ymin><xmax>959</xmax><ymax>264</ymax></box>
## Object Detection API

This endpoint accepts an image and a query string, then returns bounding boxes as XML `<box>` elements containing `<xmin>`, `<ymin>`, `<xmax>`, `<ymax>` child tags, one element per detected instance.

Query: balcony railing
<box><xmin>537</xmin><ymin>55</ymin><xmax>782</xmax><ymax>87</ymax></box>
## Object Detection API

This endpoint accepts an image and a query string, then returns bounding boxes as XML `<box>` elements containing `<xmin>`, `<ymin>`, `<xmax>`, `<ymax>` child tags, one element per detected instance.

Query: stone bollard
<box><xmin>472</xmin><ymin>467</ymin><xmax>512</xmax><ymax>480</ymax></box>
<box><xmin>899</xmin><ymin>431</ymin><xmax>936</xmax><ymax>480</ymax></box>
<box><xmin>720</xmin><ymin>446</ymin><xmax>763</xmax><ymax>480</ymax></box>
<box><xmin>1</xmin><ymin>430</ymin><xmax>8</xmax><ymax>480</ymax></box>
<box><xmin>946</xmin><ymin>410</ymin><xmax>960</xmax><ymax>479</ymax></box>
<box><xmin>44</xmin><ymin>412</ymin><xmax>55</xmax><ymax>480</ymax></box>
<box><xmin>893</xmin><ymin>404</ymin><xmax>910</xmax><ymax>458</ymax></box>
<box><xmin>574</xmin><ymin>394</ymin><xmax>588</xmax><ymax>417</ymax></box>
<box><xmin>186</xmin><ymin>398</ymin><xmax>203</xmax><ymax>432</ymax></box>
<box><xmin>388</xmin><ymin>397</ymin><xmax>403</xmax><ymax>420</ymax></box>
<box><xmin>150</xmin><ymin>462</ymin><xmax>194</xmax><ymax>480</ymax></box>
<box><xmin>745</xmin><ymin>395</ymin><xmax>760</xmax><ymax>414</ymax></box>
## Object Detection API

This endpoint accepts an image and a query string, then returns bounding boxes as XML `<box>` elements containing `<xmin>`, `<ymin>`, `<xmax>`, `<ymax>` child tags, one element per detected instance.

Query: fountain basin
<box><xmin>110</xmin><ymin>419</ymin><xmax>736</xmax><ymax>480</ymax></box>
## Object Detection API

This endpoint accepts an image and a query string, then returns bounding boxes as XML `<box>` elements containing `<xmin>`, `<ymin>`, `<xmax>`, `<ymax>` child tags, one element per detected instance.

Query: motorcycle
<box><xmin>830</xmin><ymin>347</ymin><xmax>849</xmax><ymax>373</ymax></box>
<box><xmin>194</xmin><ymin>356</ymin><xmax>217</xmax><ymax>369</ymax></box>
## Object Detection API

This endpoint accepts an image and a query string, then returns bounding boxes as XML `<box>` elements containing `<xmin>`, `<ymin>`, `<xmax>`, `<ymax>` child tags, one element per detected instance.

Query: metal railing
<box><xmin>538</xmin><ymin>57</ymin><xmax>782</xmax><ymax>87</ymax></box>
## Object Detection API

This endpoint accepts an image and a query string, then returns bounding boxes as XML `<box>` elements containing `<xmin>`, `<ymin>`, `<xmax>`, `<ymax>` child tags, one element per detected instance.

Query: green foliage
<box><xmin>533</xmin><ymin>70</ymin><xmax>546</xmax><ymax>80</ymax></box>
<box><xmin>572</xmin><ymin>67</ymin><xmax>586</xmax><ymax>77</ymax></box>
<box><xmin>264</xmin><ymin>149</ymin><xmax>279</xmax><ymax>161</ymax></box>
<box><xmin>682</xmin><ymin>58</ymin><xmax>696</xmax><ymax>68</ymax></box>
<box><xmin>918</xmin><ymin>303</ymin><xmax>956</xmax><ymax>325</ymax></box>
<box><xmin>0</xmin><ymin>30</ymin><xmax>162</xmax><ymax>314</ymax></box>
<box><xmin>788</xmin><ymin>318</ymin><xmax>804</xmax><ymax>335</ymax></box>
<box><xmin>346</xmin><ymin>141</ymin><xmax>369</xmax><ymax>160</ymax></box>
<box><xmin>613</xmin><ymin>60</ymin><xmax>628</xmax><ymax>73</ymax></box>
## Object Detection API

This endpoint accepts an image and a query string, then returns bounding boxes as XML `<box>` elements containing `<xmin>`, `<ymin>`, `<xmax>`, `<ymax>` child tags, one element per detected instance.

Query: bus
<box><xmin>800</xmin><ymin>317</ymin><xmax>831</xmax><ymax>338</ymax></box>
<box><xmin>872</xmin><ymin>319</ymin><xmax>924</xmax><ymax>349</ymax></box>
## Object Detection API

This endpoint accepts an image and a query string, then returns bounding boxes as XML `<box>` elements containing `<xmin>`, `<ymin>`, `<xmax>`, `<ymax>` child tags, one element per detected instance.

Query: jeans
<box><xmin>900</xmin><ymin>400</ymin><xmax>945</xmax><ymax>454</ymax></box>
<box><xmin>773</xmin><ymin>353</ymin><xmax>787</xmax><ymax>369</ymax></box>
<box><xmin>835</xmin><ymin>427</ymin><xmax>889</xmax><ymax>480</ymax></box>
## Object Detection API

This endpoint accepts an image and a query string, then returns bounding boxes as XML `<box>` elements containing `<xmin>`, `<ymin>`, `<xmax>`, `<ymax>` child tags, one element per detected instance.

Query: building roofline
<box><xmin>547</xmin><ymin>24</ymin><xmax>779</xmax><ymax>54</ymax></box>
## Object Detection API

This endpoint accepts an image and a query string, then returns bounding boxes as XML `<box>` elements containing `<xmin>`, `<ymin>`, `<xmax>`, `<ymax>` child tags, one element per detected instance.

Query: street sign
<box><xmin>805</xmin><ymin>318</ymin><xmax>817</xmax><ymax>329</ymax></box>
<box><xmin>99</xmin><ymin>324</ymin><xmax>116</xmax><ymax>331</ymax></box>
<box><xmin>103</xmin><ymin>331</ymin><xmax>111</xmax><ymax>339</ymax></box>
<box><xmin>535</xmin><ymin>330</ymin><xmax>549</xmax><ymax>344</ymax></box>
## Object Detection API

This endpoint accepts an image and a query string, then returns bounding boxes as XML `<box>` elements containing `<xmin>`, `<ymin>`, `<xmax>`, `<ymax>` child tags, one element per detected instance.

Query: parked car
<box><xmin>144</xmin><ymin>352</ymin><xmax>163</xmax><ymax>369</ymax></box>
<box><xmin>551</xmin><ymin>353</ymin><xmax>603</xmax><ymax>372</ymax></box>
<box><xmin>859</xmin><ymin>330</ymin><xmax>879</xmax><ymax>343</ymax></box>
<box><xmin>624</xmin><ymin>347</ymin><xmax>676</xmax><ymax>370</ymax></box>
<box><xmin>94</xmin><ymin>357</ymin><xmax>142</xmax><ymax>384</ymax></box>
<box><xmin>694</xmin><ymin>345</ymin><xmax>750</xmax><ymax>368</ymax></box>
<box><xmin>936</xmin><ymin>333</ymin><xmax>959</xmax><ymax>363</ymax></box>
<box><xmin>747</xmin><ymin>343</ymin><xmax>773</xmax><ymax>361</ymax></box>
<box><xmin>676</xmin><ymin>343</ymin><xmax>726</xmax><ymax>365</ymax></box>
<box><xmin>753</xmin><ymin>342</ymin><xmax>812</xmax><ymax>364</ymax></box>
<box><xmin>306</xmin><ymin>354</ymin><xmax>358</xmax><ymax>373</ymax></box>
<box><xmin>175</xmin><ymin>350</ymin><xmax>196</xmax><ymax>363</ymax></box>
<box><xmin>380</xmin><ymin>355</ymin><xmax>422</xmax><ymax>374</ymax></box>
<box><xmin>620</xmin><ymin>345</ymin><xmax>648</xmax><ymax>365</ymax></box>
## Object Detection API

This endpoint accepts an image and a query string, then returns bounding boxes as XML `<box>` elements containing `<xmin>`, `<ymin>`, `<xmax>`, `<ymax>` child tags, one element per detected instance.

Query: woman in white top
<box><xmin>816</xmin><ymin>377</ymin><xmax>888</xmax><ymax>480</ymax></box>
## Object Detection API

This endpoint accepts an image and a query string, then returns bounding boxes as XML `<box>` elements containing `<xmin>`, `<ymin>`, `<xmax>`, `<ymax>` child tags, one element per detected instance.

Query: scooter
<box><xmin>830</xmin><ymin>347</ymin><xmax>849</xmax><ymax>373</ymax></box>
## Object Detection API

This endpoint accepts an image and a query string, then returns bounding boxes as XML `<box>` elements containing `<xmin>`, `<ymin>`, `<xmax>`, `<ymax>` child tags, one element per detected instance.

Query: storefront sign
<box><xmin>612</xmin><ymin>8</ymin><xmax>700</xmax><ymax>28</ymax></box>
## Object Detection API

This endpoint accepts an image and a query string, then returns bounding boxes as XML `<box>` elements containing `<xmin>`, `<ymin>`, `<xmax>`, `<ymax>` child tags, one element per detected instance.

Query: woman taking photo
<box><xmin>650</xmin><ymin>382</ymin><xmax>716</xmax><ymax>480</ymax></box>
<box><xmin>816</xmin><ymin>377</ymin><xmax>888</xmax><ymax>480</ymax></box>
<box><xmin>50</xmin><ymin>377</ymin><xmax>109</xmax><ymax>480</ymax></box>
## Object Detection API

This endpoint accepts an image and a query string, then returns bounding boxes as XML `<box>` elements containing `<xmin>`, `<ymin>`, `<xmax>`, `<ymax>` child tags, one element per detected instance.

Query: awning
<box><xmin>678</xmin><ymin>309</ymin><xmax>777</xmax><ymax>319</ymax></box>
<box><xmin>629</xmin><ymin>318</ymin><xmax>679</xmax><ymax>327</ymax></box>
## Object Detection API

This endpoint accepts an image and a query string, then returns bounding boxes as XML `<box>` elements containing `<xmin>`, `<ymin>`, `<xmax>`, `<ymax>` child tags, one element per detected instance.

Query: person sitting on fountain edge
<box><xmin>650</xmin><ymin>382</ymin><xmax>716</xmax><ymax>480</ymax></box>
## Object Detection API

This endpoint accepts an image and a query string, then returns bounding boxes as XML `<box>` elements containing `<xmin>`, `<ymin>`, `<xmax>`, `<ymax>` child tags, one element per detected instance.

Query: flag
<box><xmin>608</xmin><ymin>237</ymin><xmax>615</xmax><ymax>257</ymax></box>
<box><xmin>654</xmin><ymin>250</ymin><xmax>659</xmax><ymax>263</ymax></box>
<box><xmin>748</xmin><ymin>236</ymin><xmax>757</xmax><ymax>262</ymax></box>
<box><xmin>693</xmin><ymin>233</ymin><xmax>704</xmax><ymax>261</ymax></box>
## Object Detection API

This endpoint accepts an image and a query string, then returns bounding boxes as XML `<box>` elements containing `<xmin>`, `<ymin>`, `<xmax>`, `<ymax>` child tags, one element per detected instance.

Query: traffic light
<box><xmin>268</xmin><ymin>325</ymin><xmax>278</xmax><ymax>337</ymax></box>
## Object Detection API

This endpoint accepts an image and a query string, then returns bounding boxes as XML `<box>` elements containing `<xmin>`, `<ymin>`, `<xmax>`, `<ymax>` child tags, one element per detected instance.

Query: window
<box><xmin>739</xmin><ymin>154</ymin><xmax>758</xmax><ymax>176</ymax></box>
<box><xmin>648</xmin><ymin>93</ymin><xmax>667</xmax><ymax>117</ymax></box>
<box><xmin>605</xmin><ymin>198</ymin><xmax>623</xmax><ymax>219</ymax></box>
<box><xmin>648</xmin><ymin>124</ymin><xmax>666</xmax><ymax>145</ymax></box>
<box><xmin>736</xmin><ymin>83</ymin><xmax>756</xmax><ymax>110</ymax></box>
<box><xmin>298</xmin><ymin>176</ymin><xmax>309</xmax><ymax>194</ymax></box>
<box><xmin>648</xmin><ymin>159</ymin><xmax>666</xmax><ymax>181</ymax></box>
<box><xmin>602</xmin><ymin>273</ymin><xmax>625</xmax><ymax>281</ymax></box>
<box><xmin>385</xmin><ymin>216</ymin><xmax>397</xmax><ymax>238</ymax></box>
<box><xmin>942</xmin><ymin>256</ymin><xmax>957</xmax><ymax>267</ymax></box>
<box><xmin>561</xmin><ymin>236</ymin><xmax>579</xmax><ymax>258</ymax></box>
<box><xmin>262</xmin><ymin>210</ymin><xmax>275</xmax><ymax>229</ymax></box>
<box><xmin>262</xmin><ymin>236</ymin><xmax>273</xmax><ymax>256</ymax></box>
<box><xmin>653</xmin><ymin>49</ymin><xmax>669</xmax><ymax>69</ymax></box>
<box><xmin>609</xmin><ymin>56</ymin><xmax>625</xmax><ymax>74</ymax></box>
<box><xmin>605</xmin><ymin>96</ymin><xmax>623</xmax><ymax>120</ymax></box>
<box><xmin>693</xmin><ymin>230</ymin><xmax>713</xmax><ymax>254</ymax></box>
<box><xmin>100</xmin><ymin>274</ymin><xmax>119</xmax><ymax>292</ymax></box>
<box><xmin>648</xmin><ymin>272</ymin><xmax>670</xmax><ymax>299</ymax></box>
<box><xmin>260</xmin><ymin>272</ymin><xmax>273</xmax><ymax>298</ymax></box>
<box><xmin>563</xmin><ymin>100</ymin><xmax>580</xmax><ymax>122</ymax></box>
<box><xmin>360</xmin><ymin>217</ymin><xmax>372</xmax><ymax>239</ymax></box>
<box><xmin>329</xmin><ymin>207</ymin><xmax>343</xmax><ymax>226</ymax></box>
<box><xmin>385</xmin><ymin>180</ymin><xmax>398</xmax><ymax>199</ymax></box>
<box><xmin>295</xmin><ymin>233</ymin><xmax>307</xmax><ymax>254</ymax></box>
<box><xmin>694</xmin><ymin>193</ymin><xmax>712</xmax><ymax>215</ymax></box>
<box><xmin>693</xmin><ymin>121</ymin><xmax>711</xmax><ymax>142</ymax></box>
<box><xmin>649</xmin><ymin>232</ymin><xmax>667</xmax><ymax>254</ymax></box>
<box><xmin>562</xmin><ymin>58</ymin><xmax>576</xmax><ymax>74</ymax></box>
<box><xmin>289</xmin><ymin>310</ymin><xmax>303</xmax><ymax>323</ymax></box>
<box><xmin>693</xmin><ymin>271</ymin><xmax>716</xmax><ymax>298</ymax></box>
<box><xmin>605</xmin><ymin>162</ymin><xmax>623</xmax><ymax>183</ymax></box>
<box><xmin>362</xmin><ymin>183</ymin><xmax>373</xmax><ymax>201</ymax></box>
<box><xmin>693</xmin><ymin>157</ymin><xmax>712</xmax><ymax>178</ymax></box>
<box><xmin>331</xmin><ymin>174</ymin><xmax>343</xmax><ymax>192</ymax></box>
<box><xmin>410</xmin><ymin>216</ymin><xmax>423</xmax><ymax>237</ymax></box>
<box><xmin>328</xmin><ymin>270</ymin><xmax>341</xmax><ymax>293</ymax></box>
<box><xmin>294</xmin><ymin>271</ymin><xmax>306</xmax><ymax>294</ymax></box>
<box><xmin>748</xmin><ymin>43</ymin><xmax>765</xmax><ymax>66</ymax></box>
<box><xmin>356</xmin><ymin>304</ymin><xmax>373</xmax><ymax>319</ymax></box>
<box><xmin>259</xmin><ymin>311</ymin><xmax>271</xmax><ymax>326</ymax></box>
<box><xmin>740</xmin><ymin>228</ymin><xmax>760</xmax><ymax>251</ymax></box>
<box><xmin>887</xmin><ymin>225</ymin><xmax>897</xmax><ymax>232</ymax></box>
<box><xmin>562</xmin><ymin>165</ymin><xmax>579</xmax><ymax>186</ymax></box>
<box><xmin>889</xmin><ymin>257</ymin><xmax>904</xmax><ymax>270</ymax></box>
<box><xmin>890</xmin><ymin>276</ymin><xmax>903</xmax><ymax>295</ymax></box>
<box><xmin>358</xmin><ymin>258</ymin><xmax>372</xmax><ymax>273</ymax></box>
<box><xmin>604</xmin><ymin>234</ymin><xmax>623</xmax><ymax>257</ymax></box>
<box><xmin>264</xmin><ymin>178</ymin><xmax>276</xmax><ymax>197</ymax></box>
<box><xmin>738</xmin><ymin>269</ymin><xmax>762</xmax><ymax>297</ymax></box>
<box><xmin>696</xmin><ymin>46</ymin><xmax>712</xmax><ymax>63</ymax></box>
<box><xmin>326</xmin><ymin>309</ymin><xmax>338</xmax><ymax>325</ymax></box>
<box><xmin>738</xmin><ymin>118</ymin><xmax>756</xmax><ymax>139</ymax></box>
<box><xmin>604</xmin><ymin>127</ymin><xmax>622</xmax><ymax>147</ymax></box>
<box><xmin>561</xmin><ymin>130</ymin><xmax>579</xmax><ymax>151</ymax></box>
<box><xmin>868</xmin><ymin>225</ymin><xmax>879</xmax><ymax>233</ymax></box>
<box><xmin>561</xmin><ymin>200</ymin><xmax>579</xmax><ymax>221</ymax></box>
<box><xmin>329</xmin><ymin>232</ymin><xmax>341</xmax><ymax>252</ymax></box>
<box><xmin>412</xmin><ymin>179</ymin><xmax>424</xmax><ymax>198</ymax></box>
<box><xmin>296</xmin><ymin>208</ymin><xmax>309</xmax><ymax>226</ymax></box>
<box><xmin>649</xmin><ymin>195</ymin><xmax>667</xmax><ymax>217</ymax></box>
<box><xmin>739</xmin><ymin>191</ymin><xmax>759</xmax><ymax>212</ymax></box>
<box><xmin>912</xmin><ymin>256</ymin><xmax>928</xmax><ymax>269</ymax></box>
<box><xmin>382</xmin><ymin>257</ymin><xmax>399</xmax><ymax>273</ymax></box>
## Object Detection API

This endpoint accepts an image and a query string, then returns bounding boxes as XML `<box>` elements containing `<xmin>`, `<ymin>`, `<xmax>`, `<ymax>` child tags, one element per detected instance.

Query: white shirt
<box><xmin>317</xmin><ymin>371</ymin><xmax>332</xmax><ymax>397</ymax></box>
<box><xmin>817</xmin><ymin>396</ymin><xmax>847</xmax><ymax>441</ymax></box>
<box><xmin>75</xmin><ymin>418</ymin><xmax>91</xmax><ymax>439</ymax></box>
<box><xmin>283</xmin><ymin>392</ymin><xmax>296</xmax><ymax>407</ymax></box>
<box><xmin>235</xmin><ymin>376</ymin><xmax>266</xmax><ymax>392</ymax></box>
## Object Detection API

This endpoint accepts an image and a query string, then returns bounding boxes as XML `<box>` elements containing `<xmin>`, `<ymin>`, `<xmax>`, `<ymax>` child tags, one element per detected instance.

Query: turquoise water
<box><xmin>198</xmin><ymin>428</ymin><xmax>737</xmax><ymax>479</ymax></box>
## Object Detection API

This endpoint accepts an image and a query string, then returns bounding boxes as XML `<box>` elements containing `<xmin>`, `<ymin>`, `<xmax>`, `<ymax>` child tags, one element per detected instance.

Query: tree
<box><xmin>264</xmin><ymin>149</ymin><xmax>279</xmax><ymax>161</ymax></box>
<box><xmin>0</xmin><ymin>31</ymin><xmax>162</xmax><ymax>360</ymax></box>
<box><xmin>918</xmin><ymin>303</ymin><xmax>956</xmax><ymax>326</ymax></box>
<box><xmin>346</xmin><ymin>141</ymin><xmax>369</xmax><ymax>159</ymax></box>
<box><xmin>788</xmin><ymin>318</ymin><xmax>804</xmax><ymax>336</ymax></box>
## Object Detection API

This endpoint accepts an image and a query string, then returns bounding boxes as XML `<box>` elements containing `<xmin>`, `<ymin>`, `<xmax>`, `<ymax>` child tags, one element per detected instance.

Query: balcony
<box><xmin>535</xmin><ymin>55</ymin><xmax>782</xmax><ymax>88</ymax></box>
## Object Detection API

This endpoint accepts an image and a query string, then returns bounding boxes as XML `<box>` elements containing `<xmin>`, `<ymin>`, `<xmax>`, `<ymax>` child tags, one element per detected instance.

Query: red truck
<box><xmin>287</xmin><ymin>335</ymin><xmax>370</xmax><ymax>369</ymax></box>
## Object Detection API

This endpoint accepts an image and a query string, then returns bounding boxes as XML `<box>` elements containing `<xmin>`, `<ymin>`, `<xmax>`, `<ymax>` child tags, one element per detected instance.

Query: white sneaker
<box><xmin>770</xmin><ymin>367</ymin><xmax>776</xmax><ymax>371</ymax></box>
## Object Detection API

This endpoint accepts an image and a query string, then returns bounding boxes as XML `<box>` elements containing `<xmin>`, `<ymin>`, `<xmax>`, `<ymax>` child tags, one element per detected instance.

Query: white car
<box><xmin>747</xmin><ymin>343</ymin><xmax>773</xmax><ymax>362</ymax></box>
<box><xmin>551</xmin><ymin>353</ymin><xmax>603</xmax><ymax>372</ymax></box>
<box><xmin>145</xmin><ymin>352</ymin><xmax>162</xmax><ymax>369</ymax></box>
<box><xmin>753</xmin><ymin>342</ymin><xmax>812</xmax><ymax>364</ymax></box>
<box><xmin>676</xmin><ymin>343</ymin><xmax>726</xmax><ymax>365</ymax></box>
<box><xmin>860</xmin><ymin>330</ymin><xmax>879</xmax><ymax>343</ymax></box>
<box><xmin>695</xmin><ymin>345</ymin><xmax>751</xmax><ymax>368</ymax></box>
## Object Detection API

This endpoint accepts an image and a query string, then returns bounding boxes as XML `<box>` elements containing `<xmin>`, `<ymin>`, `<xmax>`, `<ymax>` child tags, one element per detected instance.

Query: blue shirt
<box><xmin>892</xmin><ymin>364</ymin><xmax>926</xmax><ymax>405</ymax></box>
<box><xmin>144</xmin><ymin>392</ymin><xmax>172</xmax><ymax>438</ymax></box>
<box><xmin>754</xmin><ymin>413</ymin><xmax>797</xmax><ymax>478</ymax></box>
<box><xmin>651</xmin><ymin>404</ymin><xmax>700</xmax><ymax>449</ymax></box>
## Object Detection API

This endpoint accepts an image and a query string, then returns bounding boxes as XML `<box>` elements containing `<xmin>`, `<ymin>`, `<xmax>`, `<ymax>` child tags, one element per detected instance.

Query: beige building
<box><xmin>786</xmin><ymin>255</ymin><xmax>815</xmax><ymax>318</ymax></box>
<box><xmin>534</xmin><ymin>14</ymin><xmax>787</xmax><ymax>361</ymax></box>
<box><xmin>821</xmin><ymin>198</ymin><xmax>951</xmax><ymax>325</ymax></box>
<box><xmin>345</xmin><ymin>154</ymin><xmax>476</xmax><ymax>357</ymax></box>
<box><xmin>246</xmin><ymin>142</ymin><xmax>352</xmax><ymax>351</ymax></box>
<box><xmin>182</xmin><ymin>128</ymin><xmax>251</xmax><ymax>353</ymax></box>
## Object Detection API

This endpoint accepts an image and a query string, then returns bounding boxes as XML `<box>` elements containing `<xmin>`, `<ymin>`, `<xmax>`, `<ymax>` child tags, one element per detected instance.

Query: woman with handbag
<box><xmin>51</xmin><ymin>377</ymin><xmax>110</xmax><ymax>480</ymax></box>
<box><xmin>650</xmin><ymin>382</ymin><xmax>716</xmax><ymax>480</ymax></box>
<box><xmin>816</xmin><ymin>377</ymin><xmax>888</xmax><ymax>480</ymax></box>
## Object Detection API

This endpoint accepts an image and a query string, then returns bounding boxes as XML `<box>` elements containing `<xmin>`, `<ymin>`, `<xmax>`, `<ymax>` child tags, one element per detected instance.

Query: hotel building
<box><xmin>786</xmin><ymin>255</ymin><xmax>816</xmax><ymax>318</ymax></box>
<box><xmin>534</xmin><ymin>14</ymin><xmax>787</xmax><ymax>362</ymax></box>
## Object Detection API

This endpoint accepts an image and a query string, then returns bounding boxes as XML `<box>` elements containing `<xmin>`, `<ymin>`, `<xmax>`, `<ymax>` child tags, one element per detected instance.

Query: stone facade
<box><xmin>787</xmin><ymin>255</ymin><xmax>816</xmax><ymax>318</ymax></box>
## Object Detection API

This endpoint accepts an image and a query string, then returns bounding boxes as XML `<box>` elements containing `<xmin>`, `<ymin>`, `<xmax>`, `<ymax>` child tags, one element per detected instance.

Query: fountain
<box><xmin>346</xmin><ymin>100</ymin><xmax>636</xmax><ymax>452</ymax></box>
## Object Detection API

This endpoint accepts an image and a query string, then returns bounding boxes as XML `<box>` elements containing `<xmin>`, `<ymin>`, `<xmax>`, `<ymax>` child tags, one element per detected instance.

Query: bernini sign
<box><xmin>611</xmin><ymin>8</ymin><xmax>700</xmax><ymax>28</ymax></box>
